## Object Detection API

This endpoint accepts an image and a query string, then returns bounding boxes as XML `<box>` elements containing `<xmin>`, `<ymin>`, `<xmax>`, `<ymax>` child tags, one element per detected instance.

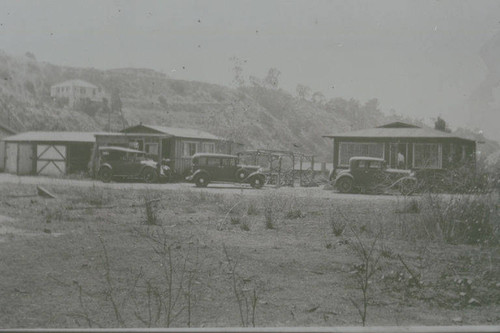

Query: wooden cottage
<box><xmin>323</xmin><ymin>122</ymin><xmax>476</xmax><ymax>173</ymax></box>
<box><xmin>0</xmin><ymin>124</ymin><xmax>17</xmax><ymax>172</ymax></box>
<box><xmin>2</xmin><ymin>131</ymin><xmax>96</xmax><ymax>176</ymax></box>
<box><xmin>92</xmin><ymin>124</ymin><xmax>242</xmax><ymax>177</ymax></box>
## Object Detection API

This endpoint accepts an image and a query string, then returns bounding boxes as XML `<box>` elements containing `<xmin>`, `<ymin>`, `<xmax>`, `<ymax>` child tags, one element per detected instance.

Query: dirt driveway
<box><xmin>0</xmin><ymin>173</ymin><xmax>403</xmax><ymax>202</ymax></box>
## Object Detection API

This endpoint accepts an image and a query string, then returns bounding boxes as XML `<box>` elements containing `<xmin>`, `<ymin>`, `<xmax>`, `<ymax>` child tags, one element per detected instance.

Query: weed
<box><xmin>264</xmin><ymin>208</ymin><xmax>275</xmax><ymax>230</ymax></box>
<box><xmin>230</xmin><ymin>216</ymin><xmax>241</xmax><ymax>225</ymax></box>
<box><xmin>223</xmin><ymin>244</ymin><xmax>258</xmax><ymax>327</ymax></box>
<box><xmin>77</xmin><ymin>185</ymin><xmax>111</xmax><ymax>207</ymax></box>
<box><xmin>73</xmin><ymin>231</ymin><xmax>202</xmax><ymax>328</ymax></box>
<box><xmin>43</xmin><ymin>205</ymin><xmax>64</xmax><ymax>223</ymax></box>
<box><xmin>246</xmin><ymin>202</ymin><xmax>259</xmax><ymax>216</ymax></box>
<box><xmin>419</xmin><ymin>193</ymin><xmax>499</xmax><ymax>245</ymax></box>
<box><xmin>328</xmin><ymin>207</ymin><xmax>348</xmax><ymax>237</ymax></box>
<box><xmin>396</xmin><ymin>198</ymin><xmax>421</xmax><ymax>214</ymax></box>
<box><xmin>380</xmin><ymin>244</ymin><xmax>394</xmax><ymax>258</ymax></box>
<box><xmin>348</xmin><ymin>228</ymin><xmax>382</xmax><ymax>326</ymax></box>
<box><xmin>285</xmin><ymin>209</ymin><xmax>303</xmax><ymax>219</ymax></box>
<box><xmin>144</xmin><ymin>196</ymin><xmax>161</xmax><ymax>226</ymax></box>
<box><xmin>240</xmin><ymin>222</ymin><xmax>250</xmax><ymax>231</ymax></box>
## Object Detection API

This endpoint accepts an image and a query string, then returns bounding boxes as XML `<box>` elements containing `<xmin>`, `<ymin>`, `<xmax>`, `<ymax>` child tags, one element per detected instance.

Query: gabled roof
<box><xmin>99</xmin><ymin>146</ymin><xmax>144</xmax><ymax>154</ymax></box>
<box><xmin>377</xmin><ymin>122</ymin><xmax>420</xmax><ymax>128</ymax></box>
<box><xmin>121</xmin><ymin>124</ymin><xmax>222</xmax><ymax>140</ymax></box>
<box><xmin>323</xmin><ymin>122</ymin><xmax>475</xmax><ymax>143</ymax></box>
<box><xmin>3</xmin><ymin>131</ymin><xmax>96</xmax><ymax>143</ymax></box>
<box><xmin>51</xmin><ymin>79</ymin><xmax>98</xmax><ymax>89</ymax></box>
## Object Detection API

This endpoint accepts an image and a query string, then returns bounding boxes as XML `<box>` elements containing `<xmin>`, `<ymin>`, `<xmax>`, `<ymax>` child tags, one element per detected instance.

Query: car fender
<box><xmin>140</xmin><ymin>165</ymin><xmax>157</xmax><ymax>176</ymax></box>
<box><xmin>334</xmin><ymin>173</ymin><xmax>353</xmax><ymax>187</ymax></box>
<box><xmin>99</xmin><ymin>163</ymin><xmax>113</xmax><ymax>172</ymax></box>
<box><xmin>246</xmin><ymin>171</ymin><xmax>266</xmax><ymax>182</ymax></box>
<box><xmin>389</xmin><ymin>176</ymin><xmax>417</xmax><ymax>189</ymax></box>
<box><xmin>187</xmin><ymin>169</ymin><xmax>210</xmax><ymax>181</ymax></box>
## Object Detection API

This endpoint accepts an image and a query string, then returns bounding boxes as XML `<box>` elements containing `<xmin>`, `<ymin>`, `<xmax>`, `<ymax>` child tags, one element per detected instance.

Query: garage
<box><xmin>2</xmin><ymin>132</ymin><xmax>96</xmax><ymax>176</ymax></box>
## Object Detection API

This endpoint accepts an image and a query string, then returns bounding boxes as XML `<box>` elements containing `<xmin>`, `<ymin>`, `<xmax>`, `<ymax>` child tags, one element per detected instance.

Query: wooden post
<box><xmin>299</xmin><ymin>155</ymin><xmax>303</xmax><ymax>186</ymax></box>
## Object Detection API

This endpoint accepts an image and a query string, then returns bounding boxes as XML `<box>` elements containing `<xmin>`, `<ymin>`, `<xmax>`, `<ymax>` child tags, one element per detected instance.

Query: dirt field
<box><xmin>0</xmin><ymin>175</ymin><xmax>499</xmax><ymax>328</ymax></box>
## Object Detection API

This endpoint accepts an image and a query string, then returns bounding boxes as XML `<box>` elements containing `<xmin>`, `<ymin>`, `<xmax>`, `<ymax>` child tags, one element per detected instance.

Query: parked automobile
<box><xmin>333</xmin><ymin>157</ymin><xmax>417</xmax><ymax>195</ymax></box>
<box><xmin>97</xmin><ymin>146</ymin><xmax>171</xmax><ymax>183</ymax></box>
<box><xmin>186</xmin><ymin>153</ymin><xmax>266</xmax><ymax>188</ymax></box>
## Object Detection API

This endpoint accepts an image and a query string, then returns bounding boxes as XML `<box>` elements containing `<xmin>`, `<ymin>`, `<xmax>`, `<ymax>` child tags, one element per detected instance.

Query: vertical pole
<box><xmin>299</xmin><ymin>155</ymin><xmax>303</xmax><ymax>186</ymax></box>
<box><xmin>16</xmin><ymin>143</ymin><xmax>19</xmax><ymax>175</ymax></box>
<box><xmin>277</xmin><ymin>156</ymin><xmax>282</xmax><ymax>188</ymax></box>
<box><xmin>405</xmin><ymin>143</ymin><xmax>408</xmax><ymax>169</ymax></box>
<box><xmin>311</xmin><ymin>155</ymin><xmax>315</xmax><ymax>183</ymax></box>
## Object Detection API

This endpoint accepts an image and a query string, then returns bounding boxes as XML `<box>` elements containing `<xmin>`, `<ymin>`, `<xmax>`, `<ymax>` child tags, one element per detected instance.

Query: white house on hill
<box><xmin>50</xmin><ymin>79</ymin><xmax>106</xmax><ymax>107</ymax></box>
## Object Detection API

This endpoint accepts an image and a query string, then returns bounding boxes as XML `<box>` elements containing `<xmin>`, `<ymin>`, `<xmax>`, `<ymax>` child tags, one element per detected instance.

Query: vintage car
<box><xmin>186</xmin><ymin>153</ymin><xmax>266</xmax><ymax>188</ymax></box>
<box><xmin>333</xmin><ymin>157</ymin><xmax>417</xmax><ymax>195</ymax></box>
<box><xmin>97</xmin><ymin>146</ymin><xmax>171</xmax><ymax>183</ymax></box>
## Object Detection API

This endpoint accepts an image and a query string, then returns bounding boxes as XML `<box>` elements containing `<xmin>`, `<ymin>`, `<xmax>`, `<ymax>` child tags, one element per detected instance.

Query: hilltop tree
<box><xmin>263</xmin><ymin>68</ymin><xmax>281</xmax><ymax>89</ymax></box>
<box><xmin>296</xmin><ymin>84</ymin><xmax>311</xmax><ymax>100</ymax></box>
<box><xmin>229</xmin><ymin>56</ymin><xmax>246</xmax><ymax>87</ymax></box>
<box><xmin>24</xmin><ymin>52</ymin><xmax>36</xmax><ymax>61</ymax></box>
<box><xmin>312</xmin><ymin>91</ymin><xmax>326</xmax><ymax>104</ymax></box>
<box><xmin>435</xmin><ymin>116</ymin><xmax>451</xmax><ymax>132</ymax></box>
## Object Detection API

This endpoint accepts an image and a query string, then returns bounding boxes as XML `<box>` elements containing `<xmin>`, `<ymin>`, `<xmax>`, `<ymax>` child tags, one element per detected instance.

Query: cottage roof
<box><xmin>323</xmin><ymin>122</ymin><xmax>475</xmax><ymax>143</ymax></box>
<box><xmin>51</xmin><ymin>79</ymin><xmax>98</xmax><ymax>89</ymax></box>
<box><xmin>3</xmin><ymin>131</ymin><xmax>96</xmax><ymax>143</ymax></box>
<box><xmin>121</xmin><ymin>124</ymin><xmax>222</xmax><ymax>140</ymax></box>
<box><xmin>99</xmin><ymin>146</ymin><xmax>144</xmax><ymax>154</ymax></box>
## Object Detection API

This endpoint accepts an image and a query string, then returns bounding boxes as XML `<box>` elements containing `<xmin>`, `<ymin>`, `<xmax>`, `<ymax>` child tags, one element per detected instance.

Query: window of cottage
<box><xmin>339</xmin><ymin>142</ymin><xmax>384</xmax><ymax>166</ymax></box>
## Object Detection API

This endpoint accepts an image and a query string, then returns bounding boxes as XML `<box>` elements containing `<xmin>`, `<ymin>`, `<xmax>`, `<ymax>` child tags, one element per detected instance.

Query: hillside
<box><xmin>0</xmin><ymin>50</ymin><xmax>498</xmax><ymax>161</ymax></box>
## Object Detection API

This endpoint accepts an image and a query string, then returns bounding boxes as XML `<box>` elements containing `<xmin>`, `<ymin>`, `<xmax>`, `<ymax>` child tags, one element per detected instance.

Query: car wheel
<box><xmin>143</xmin><ymin>168</ymin><xmax>158</xmax><ymax>183</ymax></box>
<box><xmin>336</xmin><ymin>177</ymin><xmax>353</xmax><ymax>193</ymax></box>
<box><xmin>195</xmin><ymin>174</ymin><xmax>209</xmax><ymax>187</ymax></box>
<box><xmin>99</xmin><ymin>167</ymin><xmax>112</xmax><ymax>183</ymax></box>
<box><xmin>399</xmin><ymin>179</ymin><xmax>416</xmax><ymax>196</ymax></box>
<box><xmin>250</xmin><ymin>176</ymin><xmax>265</xmax><ymax>189</ymax></box>
<box><xmin>235</xmin><ymin>168</ymin><xmax>249</xmax><ymax>181</ymax></box>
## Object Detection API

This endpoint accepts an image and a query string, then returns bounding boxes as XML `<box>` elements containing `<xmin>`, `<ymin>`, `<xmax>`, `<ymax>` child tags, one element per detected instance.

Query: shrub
<box><xmin>420</xmin><ymin>193</ymin><xmax>499</xmax><ymax>245</ymax></box>
<box><xmin>396</xmin><ymin>198</ymin><xmax>421</xmax><ymax>214</ymax></box>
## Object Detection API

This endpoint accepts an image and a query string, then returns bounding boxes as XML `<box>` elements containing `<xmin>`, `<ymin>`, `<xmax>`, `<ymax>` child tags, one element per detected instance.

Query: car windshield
<box><xmin>368</xmin><ymin>161</ymin><xmax>383</xmax><ymax>169</ymax></box>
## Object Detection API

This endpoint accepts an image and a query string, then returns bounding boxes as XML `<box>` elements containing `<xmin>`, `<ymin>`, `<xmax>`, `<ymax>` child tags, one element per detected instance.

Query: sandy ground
<box><xmin>0</xmin><ymin>173</ymin><xmax>402</xmax><ymax>202</ymax></box>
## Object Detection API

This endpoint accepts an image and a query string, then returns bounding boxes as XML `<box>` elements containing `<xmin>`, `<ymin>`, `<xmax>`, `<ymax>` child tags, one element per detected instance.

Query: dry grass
<box><xmin>0</xmin><ymin>182</ymin><xmax>499</xmax><ymax>328</ymax></box>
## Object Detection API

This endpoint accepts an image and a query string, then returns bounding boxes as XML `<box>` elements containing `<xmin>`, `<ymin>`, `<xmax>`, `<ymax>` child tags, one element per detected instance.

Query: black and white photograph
<box><xmin>0</xmin><ymin>0</ymin><xmax>499</xmax><ymax>331</ymax></box>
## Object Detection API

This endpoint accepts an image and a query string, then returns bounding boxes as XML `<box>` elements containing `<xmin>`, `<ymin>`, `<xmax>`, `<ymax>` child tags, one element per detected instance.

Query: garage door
<box><xmin>18</xmin><ymin>143</ymin><xmax>34</xmax><ymax>175</ymax></box>
<box><xmin>37</xmin><ymin>144</ymin><xmax>66</xmax><ymax>176</ymax></box>
<box><xmin>5</xmin><ymin>143</ymin><xmax>17</xmax><ymax>174</ymax></box>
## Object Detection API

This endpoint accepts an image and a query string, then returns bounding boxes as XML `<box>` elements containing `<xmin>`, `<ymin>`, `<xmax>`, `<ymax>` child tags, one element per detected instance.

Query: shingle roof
<box><xmin>51</xmin><ymin>79</ymin><xmax>98</xmax><ymax>89</ymax></box>
<box><xmin>323</xmin><ymin>122</ymin><xmax>475</xmax><ymax>142</ymax></box>
<box><xmin>3</xmin><ymin>131</ymin><xmax>96</xmax><ymax>143</ymax></box>
<box><xmin>123</xmin><ymin>124</ymin><xmax>222</xmax><ymax>140</ymax></box>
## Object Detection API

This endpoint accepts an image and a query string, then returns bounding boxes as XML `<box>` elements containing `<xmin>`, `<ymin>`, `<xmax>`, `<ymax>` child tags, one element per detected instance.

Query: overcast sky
<box><xmin>1</xmin><ymin>0</ymin><xmax>499</xmax><ymax>138</ymax></box>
